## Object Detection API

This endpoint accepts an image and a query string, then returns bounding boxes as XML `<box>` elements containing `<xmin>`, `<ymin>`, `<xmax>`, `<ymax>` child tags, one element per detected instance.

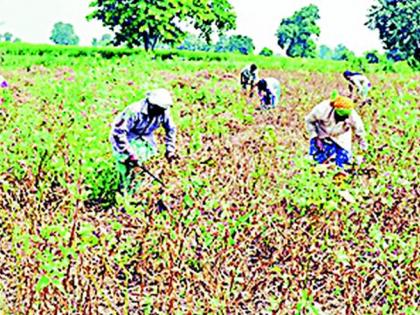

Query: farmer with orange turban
<box><xmin>305</xmin><ymin>94</ymin><xmax>367</xmax><ymax>168</ymax></box>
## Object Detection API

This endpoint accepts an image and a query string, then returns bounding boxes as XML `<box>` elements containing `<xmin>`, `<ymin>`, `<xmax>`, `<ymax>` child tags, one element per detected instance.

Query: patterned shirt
<box><xmin>110</xmin><ymin>99</ymin><xmax>176</xmax><ymax>157</ymax></box>
<box><xmin>305</xmin><ymin>100</ymin><xmax>367</xmax><ymax>153</ymax></box>
<box><xmin>240</xmin><ymin>65</ymin><xmax>259</xmax><ymax>86</ymax></box>
<box><xmin>259</xmin><ymin>77</ymin><xmax>281</xmax><ymax>107</ymax></box>
<box><xmin>347</xmin><ymin>74</ymin><xmax>371</xmax><ymax>91</ymax></box>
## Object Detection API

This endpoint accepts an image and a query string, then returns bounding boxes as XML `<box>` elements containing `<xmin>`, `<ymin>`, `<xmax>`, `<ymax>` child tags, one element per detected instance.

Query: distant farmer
<box><xmin>0</xmin><ymin>75</ymin><xmax>9</xmax><ymax>105</ymax></box>
<box><xmin>110</xmin><ymin>88</ymin><xmax>176</xmax><ymax>189</ymax></box>
<box><xmin>240</xmin><ymin>64</ymin><xmax>258</xmax><ymax>96</ymax></box>
<box><xmin>257</xmin><ymin>78</ymin><xmax>281</xmax><ymax>110</ymax></box>
<box><xmin>0</xmin><ymin>75</ymin><xmax>8</xmax><ymax>88</ymax></box>
<box><xmin>305</xmin><ymin>95</ymin><xmax>367</xmax><ymax>168</ymax></box>
<box><xmin>343</xmin><ymin>70</ymin><xmax>371</xmax><ymax>103</ymax></box>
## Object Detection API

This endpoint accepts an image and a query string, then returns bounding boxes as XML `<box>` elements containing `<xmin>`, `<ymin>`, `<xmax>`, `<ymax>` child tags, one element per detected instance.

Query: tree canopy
<box><xmin>0</xmin><ymin>32</ymin><xmax>20</xmax><ymax>43</ymax></box>
<box><xmin>364</xmin><ymin>50</ymin><xmax>381</xmax><ymax>64</ymax></box>
<box><xmin>275</xmin><ymin>4</ymin><xmax>320</xmax><ymax>58</ymax></box>
<box><xmin>215</xmin><ymin>35</ymin><xmax>255</xmax><ymax>55</ymax></box>
<box><xmin>92</xmin><ymin>34</ymin><xmax>113</xmax><ymax>47</ymax></box>
<box><xmin>50</xmin><ymin>22</ymin><xmax>80</xmax><ymax>46</ymax></box>
<box><xmin>318</xmin><ymin>44</ymin><xmax>333</xmax><ymax>60</ymax></box>
<box><xmin>332</xmin><ymin>44</ymin><xmax>355</xmax><ymax>61</ymax></box>
<box><xmin>317</xmin><ymin>44</ymin><xmax>356</xmax><ymax>61</ymax></box>
<box><xmin>177</xmin><ymin>34</ymin><xmax>212</xmax><ymax>52</ymax></box>
<box><xmin>366</xmin><ymin>0</ymin><xmax>419</xmax><ymax>62</ymax></box>
<box><xmin>87</xmin><ymin>0</ymin><xmax>237</xmax><ymax>51</ymax></box>
<box><xmin>259</xmin><ymin>47</ymin><xmax>273</xmax><ymax>57</ymax></box>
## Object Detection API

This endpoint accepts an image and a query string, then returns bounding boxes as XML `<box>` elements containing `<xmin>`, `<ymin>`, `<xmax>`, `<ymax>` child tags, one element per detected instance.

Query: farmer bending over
<box><xmin>305</xmin><ymin>95</ymin><xmax>367</xmax><ymax>168</ymax></box>
<box><xmin>257</xmin><ymin>78</ymin><xmax>281</xmax><ymax>110</ymax></box>
<box><xmin>343</xmin><ymin>70</ymin><xmax>371</xmax><ymax>104</ymax></box>
<box><xmin>110</xmin><ymin>88</ymin><xmax>176</xmax><ymax>189</ymax></box>
<box><xmin>0</xmin><ymin>74</ymin><xmax>9</xmax><ymax>105</ymax></box>
<box><xmin>240</xmin><ymin>64</ymin><xmax>258</xmax><ymax>96</ymax></box>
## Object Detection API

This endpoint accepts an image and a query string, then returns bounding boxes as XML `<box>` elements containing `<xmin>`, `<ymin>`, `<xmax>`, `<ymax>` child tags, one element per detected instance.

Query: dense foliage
<box><xmin>0</xmin><ymin>44</ymin><xmax>418</xmax><ymax>313</ymax></box>
<box><xmin>178</xmin><ymin>34</ymin><xmax>255</xmax><ymax>55</ymax></box>
<box><xmin>259</xmin><ymin>47</ymin><xmax>274</xmax><ymax>57</ymax></box>
<box><xmin>366</xmin><ymin>0</ymin><xmax>420</xmax><ymax>62</ymax></box>
<box><xmin>0</xmin><ymin>32</ymin><xmax>20</xmax><ymax>43</ymax></box>
<box><xmin>332</xmin><ymin>44</ymin><xmax>356</xmax><ymax>61</ymax></box>
<box><xmin>364</xmin><ymin>50</ymin><xmax>381</xmax><ymax>64</ymax></box>
<box><xmin>215</xmin><ymin>35</ymin><xmax>255</xmax><ymax>55</ymax></box>
<box><xmin>50</xmin><ymin>22</ymin><xmax>80</xmax><ymax>46</ymax></box>
<box><xmin>87</xmin><ymin>0</ymin><xmax>237</xmax><ymax>50</ymax></box>
<box><xmin>177</xmin><ymin>34</ymin><xmax>212</xmax><ymax>52</ymax></box>
<box><xmin>318</xmin><ymin>44</ymin><xmax>356</xmax><ymax>61</ymax></box>
<box><xmin>92</xmin><ymin>34</ymin><xmax>113</xmax><ymax>47</ymax></box>
<box><xmin>318</xmin><ymin>45</ymin><xmax>333</xmax><ymax>60</ymax></box>
<box><xmin>276</xmin><ymin>4</ymin><xmax>320</xmax><ymax>58</ymax></box>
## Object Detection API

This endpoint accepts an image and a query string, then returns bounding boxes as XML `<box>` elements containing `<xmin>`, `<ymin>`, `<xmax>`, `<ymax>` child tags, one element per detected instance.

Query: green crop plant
<box><xmin>0</xmin><ymin>43</ymin><xmax>418</xmax><ymax>313</ymax></box>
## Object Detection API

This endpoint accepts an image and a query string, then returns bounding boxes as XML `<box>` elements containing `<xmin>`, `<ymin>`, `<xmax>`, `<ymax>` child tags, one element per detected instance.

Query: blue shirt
<box><xmin>110</xmin><ymin>99</ymin><xmax>176</xmax><ymax>156</ymax></box>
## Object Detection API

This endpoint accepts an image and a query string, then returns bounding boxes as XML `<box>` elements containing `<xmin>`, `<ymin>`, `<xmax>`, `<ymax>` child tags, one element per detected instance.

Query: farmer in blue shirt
<box><xmin>110</xmin><ymin>88</ymin><xmax>176</xmax><ymax>189</ymax></box>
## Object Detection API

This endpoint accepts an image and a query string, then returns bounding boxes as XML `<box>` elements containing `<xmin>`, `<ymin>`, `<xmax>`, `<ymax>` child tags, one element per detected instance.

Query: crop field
<box><xmin>0</xmin><ymin>49</ymin><xmax>419</xmax><ymax>314</ymax></box>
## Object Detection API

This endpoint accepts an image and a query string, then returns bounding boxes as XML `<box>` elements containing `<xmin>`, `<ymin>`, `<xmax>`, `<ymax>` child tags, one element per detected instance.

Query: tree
<box><xmin>275</xmin><ymin>4</ymin><xmax>320</xmax><ymax>58</ymax></box>
<box><xmin>364</xmin><ymin>50</ymin><xmax>380</xmax><ymax>64</ymax></box>
<box><xmin>259</xmin><ymin>47</ymin><xmax>273</xmax><ymax>57</ymax></box>
<box><xmin>177</xmin><ymin>34</ymin><xmax>212</xmax><ymax>52</ymax></box>
<box><xmin>0</xmin><ymin>32</ymin><xmax>20</xmax><ymax>43</ymax></box>
<box><xmin>87</xmin><ymin>0</ymin><xmax>236</xmax><ymax>51</ymax></box>
<box><xmin>92</xmin><ymin>34</ymin><xmax>113</xmax><ymax>47</ymax></box>
<box><xmin>50</xmin><ymin>22</ymin><xmax>80</xmax><ymax>45</ymax></box>
<box><xmin>3</xmin><ymin>32</ymin><xmax>13</xmax><ymax>42</ymax></box>
<box><xmin>215</xmin><ymin>35</ymin><xmax>255</xmax><ymax>55</ymax></box>
<box><xmin>332</xmin><ymin>44</ymin><xmax>355</xmax><ymax>61</ymax></box>
<box><xmin>366</xmin><ymin>0</ymin><xmax>419</xmax><ymax>62</ymax></box>
<box><xmin>318</xmin><ymin>44</ymin><xmax>333</xmax><ymax>60</ymax></box>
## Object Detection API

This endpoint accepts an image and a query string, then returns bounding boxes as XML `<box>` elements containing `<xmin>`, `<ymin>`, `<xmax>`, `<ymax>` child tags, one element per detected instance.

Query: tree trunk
<box><xmin>143</xmin><ymin>33</ymin><xmax>150</xmax><ymax>51</ymax></box>
<box><xmin>151</xmin><ymin>35</ymin><xmax>160</xmax><ymax>50</ymax></box>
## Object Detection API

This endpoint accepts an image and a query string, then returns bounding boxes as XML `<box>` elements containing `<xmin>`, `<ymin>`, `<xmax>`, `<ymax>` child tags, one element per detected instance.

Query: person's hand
<box><xmin>165</xmin><ymin>152</ymin><xmax>176</xmax><ymax>163</ymax></box>
<box><xmin>315</xmin><ymin>137</ymin><xmax>324</xmax><ymax>151</ymax></box>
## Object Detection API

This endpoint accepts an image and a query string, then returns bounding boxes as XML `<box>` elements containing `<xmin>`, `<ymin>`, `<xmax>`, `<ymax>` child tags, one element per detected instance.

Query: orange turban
<box><xmin>331</xmin><ymin>96</ymin><xmax>356</xmax><ymax>110</ymax></box>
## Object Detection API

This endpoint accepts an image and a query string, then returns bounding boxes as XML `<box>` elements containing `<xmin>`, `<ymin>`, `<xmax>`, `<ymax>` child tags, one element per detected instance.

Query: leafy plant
<box><xmin>0</xmin><ymin>43</ymin><xmax>417</xmax><ymax>314</ymax></box>
<box><xmin>276</xmin><ymin>4</ymin><xmax>320</xmax><ymax>58</ymax></box>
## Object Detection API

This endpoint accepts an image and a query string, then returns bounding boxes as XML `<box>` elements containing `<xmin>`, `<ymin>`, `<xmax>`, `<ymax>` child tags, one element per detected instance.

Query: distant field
<box><xmin>0</xmin><ymin>44</ymin><xmax>418</xmax><ymax>314</ymax></box>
